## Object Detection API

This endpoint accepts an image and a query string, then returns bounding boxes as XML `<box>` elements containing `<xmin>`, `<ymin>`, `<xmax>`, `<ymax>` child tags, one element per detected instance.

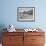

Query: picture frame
<box><xmin>17</xmin><ymin>7</ymin><xmax>35</xmax><ymax>22</ymax></box>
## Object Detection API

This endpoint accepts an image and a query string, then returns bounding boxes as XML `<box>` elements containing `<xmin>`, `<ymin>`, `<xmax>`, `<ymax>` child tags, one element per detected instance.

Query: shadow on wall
<box><xmin>0</xmin><ymin>24</ymin><xmax>7</xmax><ymax>43</ymax></box>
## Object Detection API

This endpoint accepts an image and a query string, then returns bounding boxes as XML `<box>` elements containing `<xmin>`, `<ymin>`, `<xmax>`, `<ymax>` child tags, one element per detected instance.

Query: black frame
<box><xmin>17</xmin><ymin>7</ymin><xmax>35</xmax><ymax>22</ymax></box>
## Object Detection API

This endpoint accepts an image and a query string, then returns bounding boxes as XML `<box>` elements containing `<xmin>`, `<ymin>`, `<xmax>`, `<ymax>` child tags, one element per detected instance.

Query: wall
<box><xmin>0</xmin><ymin>0</ymin><xmax>46</xmax><ymax>30</ymax></box>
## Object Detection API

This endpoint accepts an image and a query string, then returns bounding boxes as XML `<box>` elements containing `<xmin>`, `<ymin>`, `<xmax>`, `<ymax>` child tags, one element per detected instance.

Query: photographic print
<box><xmin>17</xmin><ymin>7</ymin><xmax>35</xmax><ymax>22</ymax></box>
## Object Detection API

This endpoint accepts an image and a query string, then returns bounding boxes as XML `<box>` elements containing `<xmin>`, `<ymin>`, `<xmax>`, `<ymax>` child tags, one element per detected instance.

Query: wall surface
<box><xmin>0</xmin><ymin>0</ymin><xmax>46</xmax><ymax>31</ymax></box>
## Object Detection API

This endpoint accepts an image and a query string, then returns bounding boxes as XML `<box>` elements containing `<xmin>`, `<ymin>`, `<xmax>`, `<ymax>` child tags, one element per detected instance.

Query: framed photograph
<box><xmin>17</xmin><ymin>7</ymin><xmax>35</xmax><ymax>22</ymax></box>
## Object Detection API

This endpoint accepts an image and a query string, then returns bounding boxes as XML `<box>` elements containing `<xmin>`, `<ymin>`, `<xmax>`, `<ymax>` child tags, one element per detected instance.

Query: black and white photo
<box><xmin>17</xmin><ymin>7</ymin><xmax>35</xmax><ymax>22</ymax></box>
